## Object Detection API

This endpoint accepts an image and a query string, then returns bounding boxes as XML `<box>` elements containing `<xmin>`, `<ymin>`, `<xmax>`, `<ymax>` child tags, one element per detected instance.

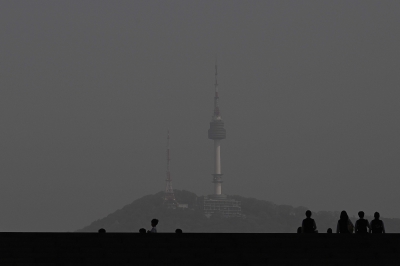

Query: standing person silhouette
<box><xmin>302</xmin><ymin>210</ymin><xmax>317</xmax><ymax>233</ymax></box>
<box><xmin>355</xmin><ymin>211</ymin><xmax>370</xmax><ymax>234</ymax></box>
<box><xmin>147</xmin><ymin>219</ymin><xmax>159</xmax><ymax>233</ymax></box>
<box><xmin>370</xmin><ymin>212</ymin><xmax>385</xmax><ymax>233</ymax></box>
<box><xmin>336</xmin><ymin>211</ymin><xmax>354</xmax><ymax>233</ymax></box>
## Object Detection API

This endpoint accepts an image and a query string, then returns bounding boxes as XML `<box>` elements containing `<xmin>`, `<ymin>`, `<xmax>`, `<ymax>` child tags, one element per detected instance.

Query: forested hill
<box><xmin>77</xmin><ymin>190</ymin><xmax>400</xmax><ymax>233</ymax></box>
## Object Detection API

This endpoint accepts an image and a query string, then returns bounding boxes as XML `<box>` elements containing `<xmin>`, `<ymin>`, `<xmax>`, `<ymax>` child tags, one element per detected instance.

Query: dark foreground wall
<box><xmin>0</xmin><ymin>233</ymin><xmax>399</xmax><ymax>265</ymax></box>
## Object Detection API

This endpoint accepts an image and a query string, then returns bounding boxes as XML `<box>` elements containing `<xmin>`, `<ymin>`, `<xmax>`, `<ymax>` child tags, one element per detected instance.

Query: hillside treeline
<box><xmin>77</xmin><ymin>190</ymin><xmax>400</xmax><ymax>233</ymax></box>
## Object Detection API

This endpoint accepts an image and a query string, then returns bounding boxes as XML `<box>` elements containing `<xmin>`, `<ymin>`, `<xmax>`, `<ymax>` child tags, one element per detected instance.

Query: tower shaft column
<box><xmin>214</xmin><ymin>140</ymin><xmax>221</xmax><ymax>174</ymax></box>
<box><xmin>214</xmin><ymin>139</ymin><xmax>222</xmax><ymax>195</ymax></box>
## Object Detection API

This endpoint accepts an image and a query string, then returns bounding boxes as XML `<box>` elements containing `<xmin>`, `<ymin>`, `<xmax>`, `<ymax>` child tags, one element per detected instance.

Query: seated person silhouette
<box><xmin>355</xmin><ymin>211</ymin><xmax>370</xmax><ymax>234</ymax></box>
<box><xmin>175</xmin><ymin>229</ymin><xmax>183</xmax><ymax>233</ymax></box>
<box><xmin>327</xmin><ymin>228</ymin><xmax>332</xmax><ymax>234</ymax></box>
<box><xmin>370</xmin><ymin>212</ymin><xmax>385</xmax><ymax>233</ymax></box>
<box><xmin>302</xmin><ymin>210</ymin><xmax>317</xmax><ymax>233</ymax></box>
<box><xmin>336</xmin><ymin>210</ymin><xmax>354</xmax><ymax>233</ymax></box>
<box><xmin>139</xmin><ymin>228</ymin><xmax>146</xmax><ymax>234</ymax></box>
<box><xmin>147</xmin><ymin>219</ymin><xmax>158</xmax><ymax>233</ymax></box>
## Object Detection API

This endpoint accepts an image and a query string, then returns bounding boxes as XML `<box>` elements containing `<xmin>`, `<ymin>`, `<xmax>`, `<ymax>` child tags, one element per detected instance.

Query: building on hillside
<box><xmin>203</xmin><ymin>196</ymin><xmax>242</xmax><ymax>218</ymax></box>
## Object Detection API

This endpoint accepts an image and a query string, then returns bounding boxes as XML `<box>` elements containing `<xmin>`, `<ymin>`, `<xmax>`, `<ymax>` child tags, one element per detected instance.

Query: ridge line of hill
<box><xmin>77</xmin><ymin>190</ymin><xmax>400</xmax><ymax>233</ymax></box>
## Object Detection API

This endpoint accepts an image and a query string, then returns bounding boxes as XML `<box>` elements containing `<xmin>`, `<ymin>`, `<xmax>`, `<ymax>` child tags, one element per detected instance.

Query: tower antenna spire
<box><xmin>213</xmin><ymin>58</ymin><xmax>220</xmax><ymax>119</ymax></box>
<box><xmin>167</xmin><ymin>130</ymin><xmax>170</xmax><ymax>171</ymax></box>
<box><xmin>215</xmin><ymin>58</ymin><xmax>218</xmax><ymax>90</ymax></box>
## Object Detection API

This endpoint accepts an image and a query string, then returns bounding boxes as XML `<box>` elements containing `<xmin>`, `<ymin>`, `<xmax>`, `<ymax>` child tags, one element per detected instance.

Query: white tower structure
<box><xmin>204</xmin><ymin>63</ymin><xmax>242</xmax><ymax>217</ymax></box>
<box><xmin>207</xmin><ymin>63</ymin><xmax>227</xmax><ymax>199</ymax></box>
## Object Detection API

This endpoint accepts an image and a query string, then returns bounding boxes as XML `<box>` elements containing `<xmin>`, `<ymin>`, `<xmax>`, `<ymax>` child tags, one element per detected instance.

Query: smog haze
<box><xmin>1</xmin><ymin>0</ymin><xmax>400</xmax><ymax>231</ymax></box>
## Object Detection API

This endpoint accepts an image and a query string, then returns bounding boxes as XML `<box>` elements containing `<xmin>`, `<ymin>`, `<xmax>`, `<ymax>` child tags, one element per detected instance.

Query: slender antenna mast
<box><xmin>163</xmin><ymin>130</ymin><xmax>178</xmax><ymax>207</ymax></box>
<box><xmin>213</xmin><ymin>59</ymin><xmax>220</xmax><ymax>119</ymax></box>
<box><xmin>167</xmin><ymin>130</ymin><xmax>170</xmax><ymax>174</ymax></box>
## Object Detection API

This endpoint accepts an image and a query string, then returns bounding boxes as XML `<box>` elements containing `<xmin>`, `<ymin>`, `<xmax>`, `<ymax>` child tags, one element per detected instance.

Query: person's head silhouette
<box><xmin>98</xmin><ymin>228</ymin><xmax>106</xmax><ymax>233</ymax></box>
<box><xmin>340</xmin><ymin>210</ymin><xmax>348</xmax><ymax>220</ymax></box>
<box><xmin>358</xmin><ymin>211</ymin><xmax>365</xmax><ymax>218</ymax></box>
<box><xmin>147</xmin><ymin>219</ymin><xmax>159</xmax><ymax>233</ymax></box>
<box><xmin>327</xmin><ymin>228</ymin><xmax>332</xmax><ymax>233</ymax></box>
<box><xmin>297</xmin><ymin>227</ymin><xmax>302</xmax><ymax>233</ymax></box>
<box><xmin>151</xmin><ymin>219</ymin><xmax>159</xmax><ymax>227</ymax></box>
<box><xmin>374</xmin><ymin>212</ymin><xmax>380</xmax><ymax>219</ymax></box>
<box><xmin>175</xmin><ymin>229</ymin><xmax>183</xmax><ymax>233</ymax></box>
<box><xmin>139</xmin><ymin>228</ymin><xmax>146</xmax><ymax>234</ymax></box>
<box><xmin>305</xmin><ymin>210</ymin><xmax>312</xmax><ymax>218</ymax></box>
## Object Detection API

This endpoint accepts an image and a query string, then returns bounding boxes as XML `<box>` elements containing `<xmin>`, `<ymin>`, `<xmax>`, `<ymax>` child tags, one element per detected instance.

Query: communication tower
<box><xmin>204</xmin><ymin>62</ymin><xmax>242</xmax><ymax>217</ymax></box>
<box><xmin>163</xmin><ymin>130</ymin><xmax>178</xmax><ymax>207</ymax></box>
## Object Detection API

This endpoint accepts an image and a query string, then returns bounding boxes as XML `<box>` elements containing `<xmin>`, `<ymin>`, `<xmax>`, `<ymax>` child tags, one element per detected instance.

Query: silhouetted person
<box><xmin>297</xmin><ymin>227</ymin><xmax>302</xmax><ymax>233</ymax></box>
<box><xmin>336</xmin><ymin>210</ymin><xmax>354</xmax><ymax>233</ymax></box>
<box><xmin>302</xmin><ymin>210</ymin><xmax>317</xmax><ymax>233</ymax></box>
<box><xmin>147</xmin><ymin>219</ymin><xmax>158</xmax><ymax>233</ymax></box>
<box><xmin>98</xmin><ymin>228</ymin><xmax>106</xmax><ymax>233</ymax></box>
<box><xmin>175</xmin><ymin>229</ymin><xmax>183</xmax><ymax>233</ymax></box>
<box><xmin>139</xmin><ymin>228</ymin><xmax>146</xmax><ymax>234</ymax></box>
<box><xmin>327</xmin><ymin>228</ymin><xmax>332</xmax><ymax>233</ymax></box>
<box><xmin>355</xmin><ymin>211</ymin><xmax>370</xmax><ymax>234</ymax></box>
<box><xmin>370</xmin><ymin>212</ymin><xmax>385</xmax><ymax>233</ymax></box>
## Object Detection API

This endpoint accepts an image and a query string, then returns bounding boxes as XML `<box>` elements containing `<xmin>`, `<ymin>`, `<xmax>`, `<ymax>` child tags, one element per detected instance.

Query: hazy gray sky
<box><xmin>1</xmin><ymin>0</ymin><xmax>400</xmax><ymax>232</ymax></box>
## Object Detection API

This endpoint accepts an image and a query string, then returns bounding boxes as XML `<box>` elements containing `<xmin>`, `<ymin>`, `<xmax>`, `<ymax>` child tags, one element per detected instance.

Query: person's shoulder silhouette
<box><xmin>355</xmin><ymin>211</ymin><xmax>369</xmax><ymax>234</ymax></box>
<box><xmin>302</xmin><ymin>210</ymin><xmax>317</xmax><ymax>233</ymax></box>
<box><xmin>336</xmin><ymin>211</ymin><xmax>350</xmax><ymax>234</ymax></box>
<box><xmin>370</xmin><ymin>212</ymin><xmax>385</xmax><ymax>233</ymax></box>
<box><xmin>337</xmin><ymin>210</ymin><xmax>353</xmax><ymax>233</ymax></box>
<box><xmin>148</xmin><ymin>219</ymin><xmax>159</xmax><ymax>233</ymax></box>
